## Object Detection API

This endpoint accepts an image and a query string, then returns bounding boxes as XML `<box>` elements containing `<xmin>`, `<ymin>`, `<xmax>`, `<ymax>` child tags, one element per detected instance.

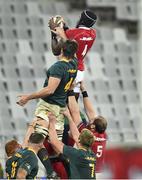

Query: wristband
<box><xmin>82</xmin><ymin>91</ymin><xmax>88</xmax><ymax>98</ymax></box>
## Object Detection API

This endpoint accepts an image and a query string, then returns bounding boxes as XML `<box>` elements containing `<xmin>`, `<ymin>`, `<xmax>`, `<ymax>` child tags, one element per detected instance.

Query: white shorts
<box><xmin>74</xmin><ymin>70</ymin><xmax>85</xmax><ymax>93</ymax></box>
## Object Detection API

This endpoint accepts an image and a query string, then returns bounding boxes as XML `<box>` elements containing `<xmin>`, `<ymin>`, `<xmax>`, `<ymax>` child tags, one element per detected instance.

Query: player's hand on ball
<box><xmin>17</xmin><ymin>95</ymin><xmax>29</xmax><ymax>106</ymax></box>
<box><xmin>51</xmin><ymin>27</ymin><xmax>66</xmax><ymax>39</ymax></box>
<box><xmin>48</xmin><ymin>15</ymin><xmax>64</xmax><ymax>30</ymax></box>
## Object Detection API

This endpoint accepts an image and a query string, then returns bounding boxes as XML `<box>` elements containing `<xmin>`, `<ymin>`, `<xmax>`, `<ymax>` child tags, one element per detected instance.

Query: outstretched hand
<box><xmin>16</xmin><ymin>95</ymin><xmax>29</xmax><ymax>106</ymax></box>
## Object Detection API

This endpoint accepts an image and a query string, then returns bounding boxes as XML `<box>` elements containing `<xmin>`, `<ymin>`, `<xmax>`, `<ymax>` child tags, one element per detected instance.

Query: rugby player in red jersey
<box><xmin>67</xmin><ymin>82</ymin><xmax>107</xmax><ymax>177</ymax></box>
<box><xmin>49</xmin><ymin>10</ymin><xmax>97</xmax><ymax>97</ymax></box>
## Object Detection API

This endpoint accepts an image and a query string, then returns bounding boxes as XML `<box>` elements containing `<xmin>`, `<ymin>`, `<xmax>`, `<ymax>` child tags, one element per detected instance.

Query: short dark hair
<box><xmin>62</xmin><ymin>40</ymin><xmax>78</xmax><ymax>59</ymax></box>
<box><xmin>76</xmin><ymin>10</ymin><xmax>97</xmax><ymax>28</ymax></box>
<box><xmin>29</xmin><ymin>133</ymin><xmax>44</xmax><ymax>144</ymax></box>
<box><xmin>93</xmin><ymin>116</ymin><xmax>107</xmax><ymax>134</ymax></box>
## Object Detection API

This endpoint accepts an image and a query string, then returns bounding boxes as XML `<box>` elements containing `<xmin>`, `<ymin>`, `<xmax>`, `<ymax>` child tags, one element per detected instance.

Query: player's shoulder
<box><xmin>50</xmin><ymin>60</ymin><xmax>66</xmax><ymax>69</ymax></box>
<box><xmin>94</xmin><ymin>131</ymin><xmax>107</xmax><ymax>142</ymax></box>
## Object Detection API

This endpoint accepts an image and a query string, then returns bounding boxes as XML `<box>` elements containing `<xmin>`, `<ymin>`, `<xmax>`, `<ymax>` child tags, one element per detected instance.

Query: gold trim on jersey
<box><xmin>27</xmin><ymin>148</ymin><xmax>36</xmax><ymax>155</ymax></box>
<box><xmin>85</xmin><ymin>157</ymin><xmax>96</xmax><ymax>161</ymax></box>
<box><xmin>67</xmin><ymin>69</ymin><xmax>77</xmax><ymax>73</ymax></box>
<box><xmin>60</xmin><ymin>58</ymin><xmax>69</xmax><ymax>62</ymax></box>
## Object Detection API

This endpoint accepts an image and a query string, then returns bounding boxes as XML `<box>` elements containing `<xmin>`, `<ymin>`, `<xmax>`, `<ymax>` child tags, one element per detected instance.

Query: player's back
<box><xmin>42</xmin><ymin>58</ymin><xmax>77</xmax><ymax>107</ymax></box>
<box><xmin>6</xmin><ymin>148</ymin><xmax>38</xmax><ymax>179</ymax></box>
<box><xmin>63</xmin><ymin>145</ymin><xmax>96</xmax><ymax>179</ymax></box>
<box><xmin>77</xmin><ymin>149</ymin><xmax>96</xmax><ymax>179</ymax></box>
<box><xmin>92</xmin><ymin>132</ymin><xmax>107</xmax><ymax>172</ymax></box>
<box><xmin>65</xmin><ymin>27</ymin><xmax>96</xmax><ymax>71</ymax></box>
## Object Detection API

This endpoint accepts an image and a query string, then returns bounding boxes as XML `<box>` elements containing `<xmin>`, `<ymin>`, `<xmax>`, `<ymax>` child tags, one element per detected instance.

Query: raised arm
<box><xmin>17</xmin><ymin>77</ymin><xmax>61</xmax><ymax>106</ymax></box>
<box><xmin>80</xmin><ymin>82</ymin><xmax>96</xmax><ymax>122</ymax></box>
<box><xmin>68</xmin><ymin>95</ymin><xmax>81</xmax><ymax>126</ymax></box>
<box><xmin>51</xmin><ymin>32</ymin><xmax>63</xmax><ymax>56</ymax></box>
<box><xmin>48</xmin><ymin>113</ymin><xmax>64</xmax><ymax>154</ymax></box>
<box><xmin>63</xmin><ymin>107</ymin><xmax>80</xmax><ymax>146</ymax></box>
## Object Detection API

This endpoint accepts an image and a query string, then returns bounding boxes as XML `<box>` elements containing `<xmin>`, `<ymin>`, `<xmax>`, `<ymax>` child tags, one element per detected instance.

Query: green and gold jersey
<box><xmin>63</xmin><ymin>145</ymin><xmax>96</xmax><ymax>179</ymax></box>
<box><xmin>6</xmin><ymin>148</ymin><xmax>38</xmax><ymax>179</ymax></box>
<box><xmin>42</xmin><ymin>58</ymin><xmax>77</xmax><ymax>107</ymax></box>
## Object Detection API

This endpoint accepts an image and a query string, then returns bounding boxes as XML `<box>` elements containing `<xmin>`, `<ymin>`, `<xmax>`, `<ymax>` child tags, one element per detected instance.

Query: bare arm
<box><xmin>51</xmin><ymin>28</ymin><xmax>68</xmax><ymax>56</ymax></box>
<box><xmin>80</xmin><ymin>82</ymin><xmax>96</xmax><ymax>122</ymax></box>
<box><xmin>51</xmin><ymin>32</ymin><xmax>62</xmax><ymax>56</ymax></box>
<box><xmin>68</xmin><ymin>95</ymin><xmax>81</xmax><ymax>126</ymax></box>
<box><xmin>63</xmin><ymin>107</ymin><xmax>80</xmax><ymax>145</ymax></box>
<box><xmin>17</xmin><ymin>77</ymin><xmax>61</xmax><ymax>106</ymax></box>
<box><xmin>48</xmin><ymin>114</ymin><xmax>64</xmax><ymax>154</ymax></box>
<box><xmin>16</xmin><ymin>168</ymin><xmax>27</xmax><ymax>179</ymax></box>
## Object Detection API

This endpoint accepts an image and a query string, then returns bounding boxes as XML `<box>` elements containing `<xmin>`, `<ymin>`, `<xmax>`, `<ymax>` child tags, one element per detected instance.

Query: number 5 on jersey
<box><xmin>96</xmin><ymin>145</ymin><xmax>103</xmax><ymax>158</ymax></box>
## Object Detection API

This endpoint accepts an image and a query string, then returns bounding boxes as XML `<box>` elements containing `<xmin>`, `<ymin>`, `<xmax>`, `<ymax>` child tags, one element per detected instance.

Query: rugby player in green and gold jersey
<box><xmin>5</xmin><ymin>133</ymin><xmax>44</xmax><ymax>179</ymax></box>
<box><xmin>49</xmin><ymin>110</ymin><xmax>96</xmax><ymax>179</ymax></box>
<box><xmin>16</xmin><ymin>40</ymin><xmax>78</xmax><ymax>178</ymax></box>
<box><xmin>17</xmin><ymin>40</ymin><xmax>78</xmax><ymax>144</ymax></box>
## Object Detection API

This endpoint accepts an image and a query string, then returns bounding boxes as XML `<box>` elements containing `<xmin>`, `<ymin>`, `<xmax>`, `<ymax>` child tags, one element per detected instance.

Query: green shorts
<box><xmin>35</xmin><ymin>99</ymin><xmax>66</xmax><ymax>131</ymax></box>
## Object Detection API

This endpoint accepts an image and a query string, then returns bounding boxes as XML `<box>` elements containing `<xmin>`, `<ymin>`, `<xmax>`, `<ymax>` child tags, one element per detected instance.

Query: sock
<box><xmin>37</xmin><ymin>148</ymin><xmax>54</xmax><ymax>175</ymax></box>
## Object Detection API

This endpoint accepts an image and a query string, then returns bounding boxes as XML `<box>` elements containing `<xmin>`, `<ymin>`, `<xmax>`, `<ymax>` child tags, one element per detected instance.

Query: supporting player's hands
<box><xmin>62</xmin><ymin>107</ymin><xmax>72</xmax><ymax>120</ymax></box>
<box><xmin>48</xmin><ymin>112</ymin><xmax>57</xmax><ymax>125</ymax></box>
<box><xmin>16</xmin><ymin>95</ymin><xmax>29</xmax><ymax>106</ymax></box>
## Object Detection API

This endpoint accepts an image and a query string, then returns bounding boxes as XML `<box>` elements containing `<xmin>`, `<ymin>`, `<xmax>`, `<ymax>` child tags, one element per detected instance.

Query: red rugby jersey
<box><xmin>65</xmin><ymin>27</ymin><xmax>96</xmax><ymax>71</ymax></box>
<box><xmin>77</xmin><ymin>122</ymin><xmax>107</xmax><ymax>172</ymax></box>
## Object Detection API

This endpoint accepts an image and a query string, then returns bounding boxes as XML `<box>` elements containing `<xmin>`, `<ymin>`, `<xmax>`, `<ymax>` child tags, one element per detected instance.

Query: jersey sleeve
<box><xmin>19</xmin><ymin>156</ymin><xmax>37</xmax><ymax>175</ymax></box>
<box><xmin>49</xmin><ymin>63</ymin><xmax>65</xmax><ymax>79</ymax></box>
<box><xmin>63</xmin><ymin>145</ymin><xmax>79</xmax><ymax>159</ymax></box>
<box><xmin>78</xmin><ymin>122</ymin><xmax>87</xmax><ymax>132</ymax></box>
<box><xmin>65</xmin><ymin>29</ymin><xmax>76</xmax><ymax>40</ymax></box>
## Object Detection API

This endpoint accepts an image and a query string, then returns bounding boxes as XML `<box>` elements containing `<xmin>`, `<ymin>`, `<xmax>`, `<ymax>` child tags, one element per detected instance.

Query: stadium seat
<box><xmin>27</xmin><ymin>1</ymin><xmax>40</xmax><ymax>16</ymax></box>
<box><xmin>108</xmin><ymin>79</ymin><xmax>123</xmax><ymax>92</ymax></box>
<box><xmin>15</xmin><ymin>16</ymin><xmax>29</xmax><ymax>27</ymax></box>
<box><xmin>4</xmin><ymin>67</ymin><xmax>20</xmax><ymax>79</ymax></box>
<box><xmin>19</xmin><ymin>66</ymin><xmax>33</xmax><ymax>78</ymax></box>
<box><xmin>114</xmin><ymin>105</ymin><xmax>129</xmax><ymax>118</ymax></box>
<box><xmin>123</xmin><ymin>132</ymin><xmax>137</xmax><ymax>142</ymax></box>
<box><xmin>125</xmin><ymin>92</ymin><xmax>140</xmax><ymax>104</ymax></box>
<box><xmin>16</xmin><ymin>54</ymin><xmax>31</xmax><ymax>67</ymax></box>
<box><xmin>18</xmin><ymin>40</ymin><xmax>32</xmax><ymax>55</ymax></box>
<box><xmin>113</xmin><ymin>28</ymin><xmax>128</xmax><ymax>43</ymax></box>
<box><xmin>93</xmin><ymin>79</ymin><xmax>109</xmax><ymax>92</ymax></box>
<box><xmin>107</xmin><ymin>132</ymin><xmax>122</xmax><ymax>143</ymax></box>
<box><xmin>2</xmin><ymin>54</ymin><xmax>18</xmax><ymax>67</ymax></box>
<box><xmin>7</xmin><ymin>79</ymin><xmax>22</xmax><ymax>92</ymax></box>
<box><xmin>21</xmin><ymin>79</ymin><xmax>37</xmax><ymax>92</ymax></box>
